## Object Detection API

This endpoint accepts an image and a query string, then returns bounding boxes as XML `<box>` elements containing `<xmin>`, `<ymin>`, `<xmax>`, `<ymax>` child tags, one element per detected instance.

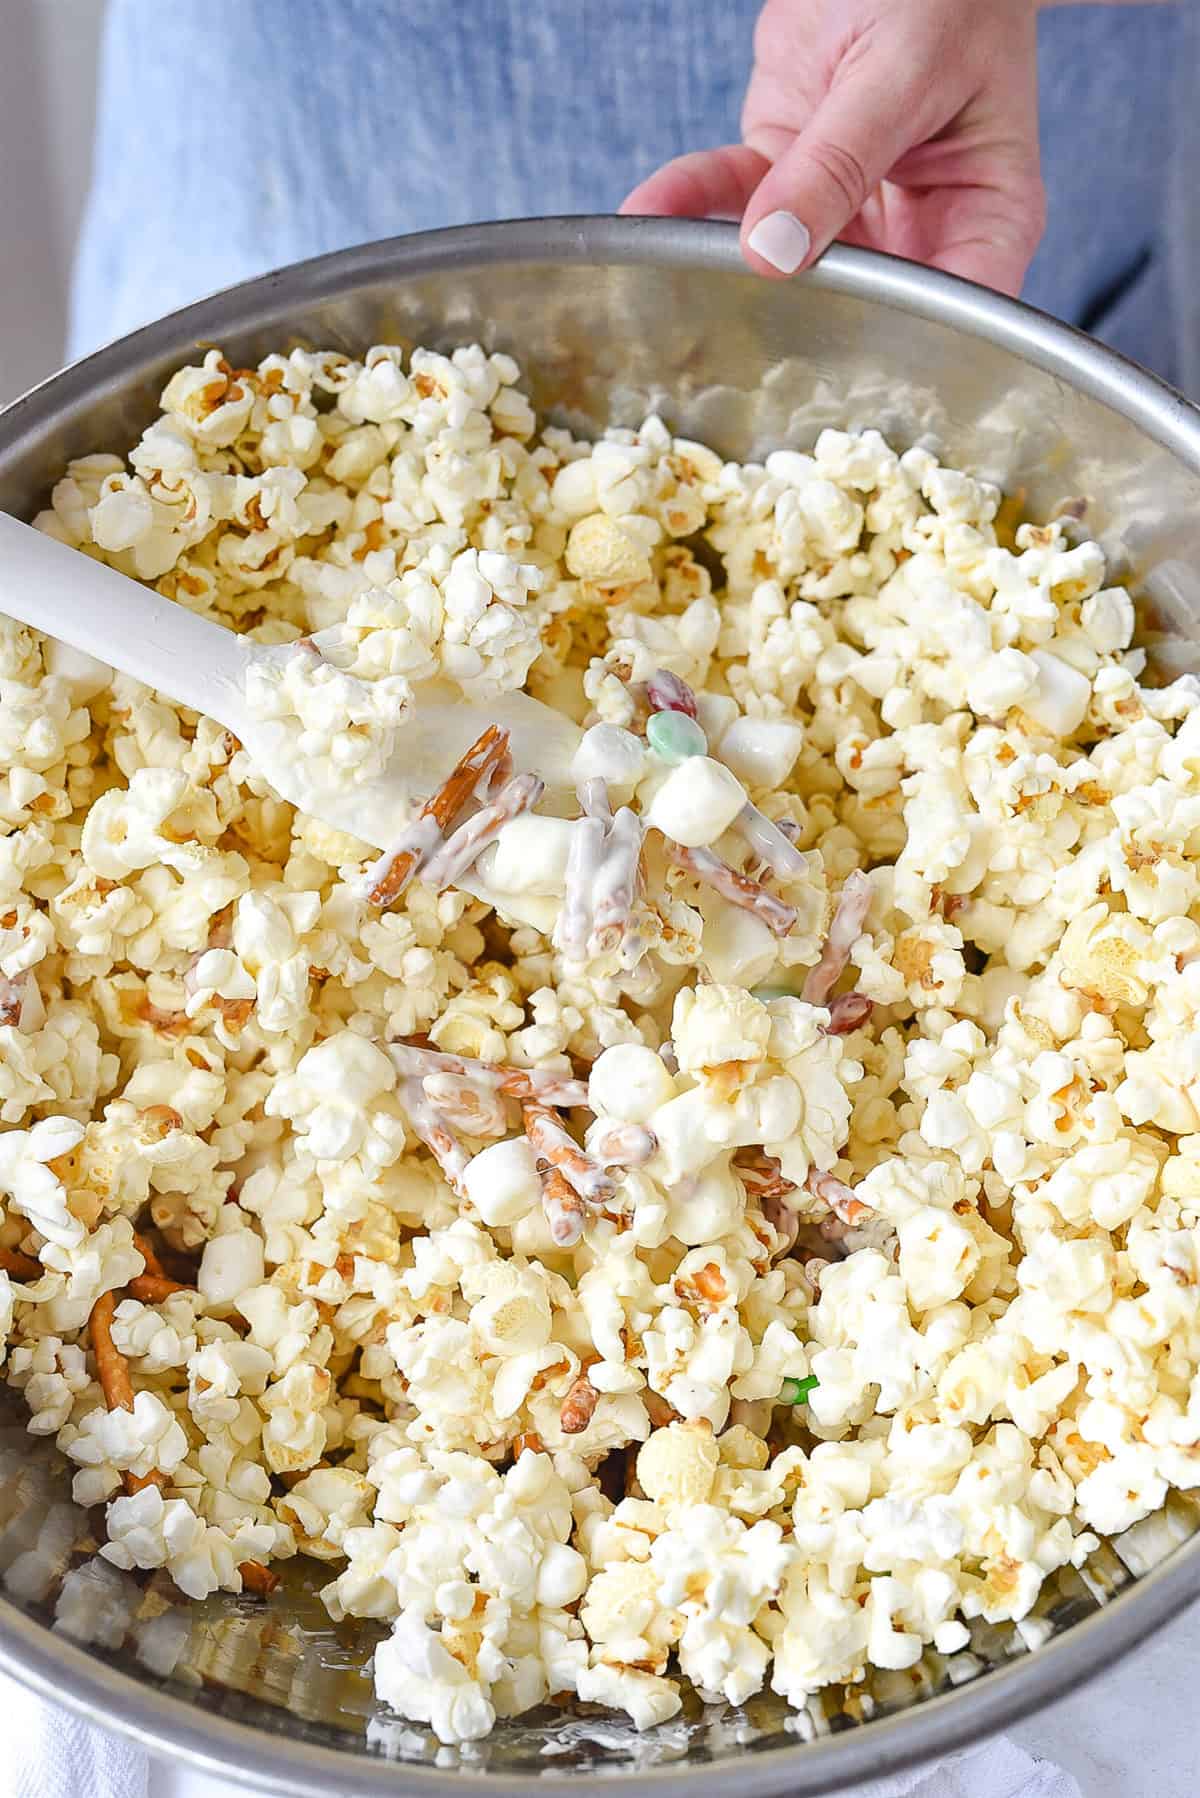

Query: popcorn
<box><xmin>672</xmin><ymin>984</ymin><xmax>771</xmax><ymax>1073</ymax></box>
<box><xmin>588</xmin><ymin>1044</ymin><xmax>676</xmax><ymax>1124</ymax></box>
<box><xmin>636</xmin><ymin>1422</ymin><xmax>719</xmax><ymax>1509</ymax></box>
<box><xmin>4</xmin><ymin>341</ymin><xmax>1196</xmax><ymax>1749</ymax></box>
<box><xmin>197</xmin><ymin>1221</ymin><xmax>266</xmax><ymax>1310</ymax></box>
<box><xmin>264</xmin><ymin>1033</ymin><xmax>406</xmax><ymax>1166</ymax></box>
<box><xmin>65</xmin><ymin>1388</ymin><xmax>189</xmax><ymax>1500</ymax></box>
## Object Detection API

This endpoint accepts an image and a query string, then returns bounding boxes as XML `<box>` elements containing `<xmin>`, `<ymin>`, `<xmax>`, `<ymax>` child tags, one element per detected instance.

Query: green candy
<box><xmin>646</xmin><ymin>708</ymin><xmax>707</xmax><ymax>763</ymax></box>
<box><xmin>779</xmin><ymin>1374</ymin><xmax>820</xmax><ymax>1406</ymax></box>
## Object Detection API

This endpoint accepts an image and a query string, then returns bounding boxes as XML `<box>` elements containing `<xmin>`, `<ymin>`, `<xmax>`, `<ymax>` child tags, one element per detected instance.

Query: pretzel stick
<box><xmin>363</xmin><ymin>725</ymin><xmax>510</xmax><ymax>906</ymax></box>
<box><xmin>399</xmin><ymin>1077</ymin><xmax>469</xmax><ymax>1194</ymax></box>
<box><xmin>94</xmin><ymin>1292</ymin><xmax>277</xmax><ymax>1596</ymax></box>
<box><xmin>239</xmin><ymin>1559</ymin><xmax>280</xmax><ymax>1597</ymax></box>
<box><xmin>480</xmin><ymin>743</ymin><xmax>514</xmax><ymax>800</ymax></box>
<box><xmin>124</xmin><ymin>1471</ymin><xmax>166</xmax><ymax>1494</ymax></box>
<box><xmin>524</xmin><ymin>1101</ymin><xmax>614</xmax><ymax>1205</ymax></box>
<box><xmin>90</xmin><ymin>1291</ymin><xmax>167</xmax><ymax>1495</ymax></box>
<box><xmin>0</xmin><ymin>1247</ymin><xmax>42</xmax><ymax>1281</ymax></box>
<box><xmin>589</xmin><ymin>807</ymin><xmax>644</xmax><ymax>957</ymax></box>
<box><xmin>91</xmin><ymin>1291</ymin><xmax>135</xmax><ymax>1412</ymax></box>
<box><xmin>589</xmin><ymin>1120</ymin><xmax>657</xmax><ymax>1168</ymax></box>
<box><xmin>389</xmin><ymin>1041</ymin><xmax>588</xmax><ymax>1108</ymax></box>
<box><xmin>128</xmin><ymin>1273</ymin><xmax>190</xmax><ymax>1303</ymax></box>
<box><xmin>420</xmin><ymin>771</ymin><xmax>544</xmax><ymax>890</ymax></box>
<box><xmin>132</xmin><ymin>1231</ymin><xmax>168</xmax><ymax>1279</ymax></box>
<box><xmin>539</xmin><ymin>1166</ymin><xmax>587</xmax><ymax>1247</ymax></box>
<box><xmin>736</xmin><ymin>804</ymin><xmax>807</xmax><ymax>878</ymax></box>
<box><xmin>668</xmin><ymin>844</ymin><xmax>797</xmax><ymax>937</ymax></box>
<box><xmin>578</xmin><ymin>778</ymin><xmax>613</xmax><ymax>825</ymax></box>
<box><xmin>802</xmin><ymin>871</ymin><xmax>873</xmax><ymax>1004</ymax></box>
<box><xmin>556</xmin><ymin>814</ymin><xmax>606</xmax><ymax>961</ymax></box>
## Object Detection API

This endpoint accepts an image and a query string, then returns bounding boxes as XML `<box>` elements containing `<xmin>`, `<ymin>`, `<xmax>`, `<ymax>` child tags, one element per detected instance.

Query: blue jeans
<box><xmin>70</xmin><ymin>2</ymin><xmax>1190</xmax><ymax>387</ymax></box>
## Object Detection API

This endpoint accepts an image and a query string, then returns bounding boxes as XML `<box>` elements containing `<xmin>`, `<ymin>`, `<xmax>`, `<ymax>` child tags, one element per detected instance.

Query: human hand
<box><xmin>621</xmin><ymin>0</ymin><xmax>1044</xmax><ymax>295</ymax></box>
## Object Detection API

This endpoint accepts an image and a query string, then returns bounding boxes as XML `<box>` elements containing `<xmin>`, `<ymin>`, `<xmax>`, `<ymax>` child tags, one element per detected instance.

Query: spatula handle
<box><xmin>0</xmin><ymin>512</ymin><xmax>252</xmax><ymax>728</ymax></box>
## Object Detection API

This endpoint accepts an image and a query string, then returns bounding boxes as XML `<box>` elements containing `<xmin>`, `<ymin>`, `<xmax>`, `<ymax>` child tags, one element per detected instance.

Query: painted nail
<box><xmin>747</xmin><ymin>210</ymin><xmax>812</xmax><ymax>274</ymax></box>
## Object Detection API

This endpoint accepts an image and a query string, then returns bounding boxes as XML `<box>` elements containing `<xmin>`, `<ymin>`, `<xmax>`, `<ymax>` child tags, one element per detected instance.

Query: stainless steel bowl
<box><xmin>2</xmin><ymin>217</ymin><xmax>1200</xmax><ymax>1795</ymax></box>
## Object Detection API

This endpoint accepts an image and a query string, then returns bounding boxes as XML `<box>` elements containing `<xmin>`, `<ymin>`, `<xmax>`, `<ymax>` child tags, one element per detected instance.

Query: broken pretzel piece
<box><xmin>399</xmin><ymin>1076</ymin><xmax>470</xmax><ymax>1195</ymax></box>
<box><xmin>524</xmin><ymin>1101</ymin><xmax>614</xmax><ymax>1205</ymax></box>
<box><xmin>589</xmin><ymin>1119</ymin><xmax>657</xmax><ymax>1169</ymax></box>
<box><xmin>560</xmin><ymin>1371</ymin><xmax>600</xmax><ymax>1434</ymax></box>
<box><xmin>734</xmin><ymin>1149</ymin><xmax>797</xmax><ymax>1201</ymax></box>
<box><xmin>421</xmin><ymin>1070</ymin><xmax>509</xmax><ymax>1139</ymax></box>
<box><xmin>802</xmin><ymin>870</ymin><xmax>873</xmax><ymax>1005</ymax></box>
<box><xmin>824</xmin><ymin>991</ymin><xmax>874</xmax><ymax>1035</ymax></box>
<box><xmin>363</xmin><ymin>724</ymin><xmax>511</xmax><ymax>907</ymax></box>
<box><xmin>0</xmin><ymin>1247</ymin><xmax>42</xmax><ymax>1282</ymax></box>
<box><xmin>539</xmin><ymin>1165</ymin><xmax>587</xmax><ymax>1248</ymax></box>
<box><xmin>805</xmin><ymin>1167</ymin><xmax>872</xmax><ymax>1227</ymax></box>
<box><xmin>91</xmin><ymin>1290</ymin><xmax>135</xmax><ymax>1414</ymax></box>
<box><xmin>239</xmin><ymin>1559</ymin><xmax>280</xmax><ymax>1597</ymax></box>
<box><xmin>669</xmin><ymin>843</ymin><xmax>797</xmax><ymax>937</ymax></box>
<box><xmin>128</xmin><ymin>1230</ymin><xmax>193</xmax><ymax>1301</ymax></box>
<box><xmin>389</xmin><ymin>1040</ymin><xmax>588</xmax><ymax>1109</ymax></box>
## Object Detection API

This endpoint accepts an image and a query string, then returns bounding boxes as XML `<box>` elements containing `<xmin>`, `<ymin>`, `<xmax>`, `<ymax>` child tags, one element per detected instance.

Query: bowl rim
<box><xmin>2</xmin><ymin>213</ymin><xmax>1200</xmax><ymax>1794</ymax></box>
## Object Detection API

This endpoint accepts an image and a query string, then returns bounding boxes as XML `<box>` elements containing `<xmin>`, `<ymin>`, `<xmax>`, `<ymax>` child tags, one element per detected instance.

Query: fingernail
<box><xmin>747</xmin><ymin>210</ymin><xmax>811</xmax><ymax>274</ymax></box>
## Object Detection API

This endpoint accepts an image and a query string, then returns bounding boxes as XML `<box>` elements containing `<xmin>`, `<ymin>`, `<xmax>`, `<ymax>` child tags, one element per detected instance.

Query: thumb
<box><xmin>742</xmin><ymin>67</ymin><xmax>931</xmax><ymax>276</ymax></box>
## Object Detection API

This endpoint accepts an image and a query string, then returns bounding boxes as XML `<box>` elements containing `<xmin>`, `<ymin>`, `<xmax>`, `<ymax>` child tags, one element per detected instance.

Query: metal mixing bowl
<box><xmin>1</xmin><ymin>217</ymin><xmax>1200</xmax><ymax>1795</ymax></box>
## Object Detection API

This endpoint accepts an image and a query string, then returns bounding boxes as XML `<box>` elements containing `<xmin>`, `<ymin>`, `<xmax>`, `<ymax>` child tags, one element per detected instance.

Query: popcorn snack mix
<box><xmin>4</xmin><ymin>337</ymin><xmax>1199</xmax><ymax>1745</ymax></box>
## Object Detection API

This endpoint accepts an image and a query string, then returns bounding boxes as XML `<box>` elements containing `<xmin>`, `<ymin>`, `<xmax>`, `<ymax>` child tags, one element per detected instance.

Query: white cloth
<box><xmin>0</xmin><ymin>1677</ymin><xmax>1080</xmax><ymax>1798</ymax></box>
<box><xmin>855</xmin><ymin>1739</ymin><xmax>1082</xmax><ymax>1798</ymax></box>
<box><xmin>0</xmin><ymin>1675</ymin><xmax>147</xmax><ymax>1798</ymax></box>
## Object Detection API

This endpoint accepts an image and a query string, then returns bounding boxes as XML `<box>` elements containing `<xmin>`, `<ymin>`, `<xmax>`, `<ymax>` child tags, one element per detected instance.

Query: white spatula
<box><xmin>0</xmin><ymin>512</ymin><xmax>581</xmax><ymax>855</ymax></box>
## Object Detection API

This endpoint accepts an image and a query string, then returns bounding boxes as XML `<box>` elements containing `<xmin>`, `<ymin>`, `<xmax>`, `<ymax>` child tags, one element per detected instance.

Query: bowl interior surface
<box><xmin>1</xmin><ymin>218</ymin><xmax>1199</xmax><ymax>1796</ymax></box>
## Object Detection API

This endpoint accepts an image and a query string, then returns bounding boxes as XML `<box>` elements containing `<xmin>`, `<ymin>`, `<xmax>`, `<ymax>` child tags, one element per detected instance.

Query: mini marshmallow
<box><xmin>572</xmin><ymin>724</ymin><xmax>648</xmax><ymax>793</ymax></box>
<box><xmin>643</xmin><ymin>757</ymin><xmax>748</xmax><ymax>848</ymax></box>
<box><xmin>715</xmin><ymin>716</ymin><xmax>805</xmax><ymax>789</ymax></box>
<box><xmin>462</xmin><ymin>1138</ymin><xmax>543</xmax><ymax>1226</ymax></box>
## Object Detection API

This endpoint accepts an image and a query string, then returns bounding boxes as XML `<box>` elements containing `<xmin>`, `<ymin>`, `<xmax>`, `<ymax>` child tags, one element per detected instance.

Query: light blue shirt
<box><xmin>70</xmin><ymin>2</ymin><xmax>1191</xmax><ymax>388</ymax></box>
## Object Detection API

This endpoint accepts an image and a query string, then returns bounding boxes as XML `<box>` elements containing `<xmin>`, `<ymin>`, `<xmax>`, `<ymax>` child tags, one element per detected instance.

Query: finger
<box><xmin>621</xmin><ymin>145</ymin><xmax>771</xmax><ymax>220</ymax></box>
<box><xmin>928</xmin><ymin>201</ymin><xmax>1045</xmax><ymax>297</ymax></box>
<box><xmin>741</xmin><ymin>67</ymin><xmax>949</xmax><ymax>277</ymax></box>
<box><xmin>887</xmin><ymin>146</ymin><xmax>1047</xmax><ymax>295</ymax></box>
